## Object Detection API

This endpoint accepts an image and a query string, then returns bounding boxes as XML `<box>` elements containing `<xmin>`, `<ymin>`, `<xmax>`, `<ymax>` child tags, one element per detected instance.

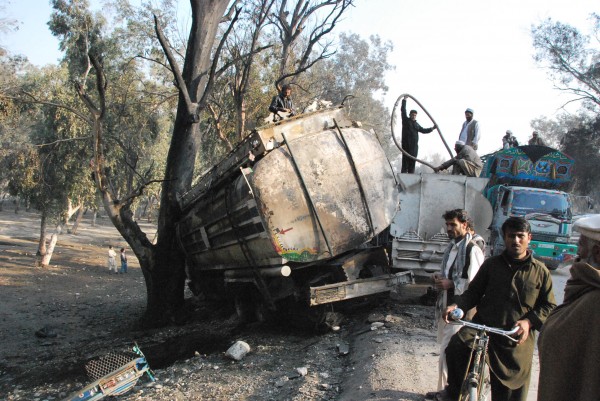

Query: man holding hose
<box><xmin>400</xmin><ymin>96</ymin><xmax>436</xmax><ymax>173</ymax></box>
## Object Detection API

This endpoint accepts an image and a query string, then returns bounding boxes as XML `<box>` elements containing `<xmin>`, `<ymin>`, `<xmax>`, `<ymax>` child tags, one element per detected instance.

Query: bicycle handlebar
<box><xmin>449</xmin><ymin>308</ymin><xmax>520</xmax><ymax>342</ymax></box>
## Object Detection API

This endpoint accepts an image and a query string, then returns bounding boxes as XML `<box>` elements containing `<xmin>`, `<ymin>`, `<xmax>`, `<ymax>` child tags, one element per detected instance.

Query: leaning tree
<box><xmin>43</xmin><ymin>0</ymin><xmax>356</xmax><ymax>327</ymax></box>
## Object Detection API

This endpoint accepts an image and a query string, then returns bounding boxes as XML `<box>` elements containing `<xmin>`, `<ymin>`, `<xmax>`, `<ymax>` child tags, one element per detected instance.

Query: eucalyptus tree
<box><xmin>531</xmin><ymin>14</ymin><xmax>600</xmax><ymax>110</ymax></box>
<box><xmin>531</xmin><ymin>15</ymin><xmax>600</xmax><ymax>199</ymax></box>
<box><xmin>44</xmin><ymin>0</ymin><xmax>234</xmax><ymax>325</ymax></box>
<box><xmin>560</xmin><ymin>116</ymin><xmax>600</xmax><ymax>197</ymax></box>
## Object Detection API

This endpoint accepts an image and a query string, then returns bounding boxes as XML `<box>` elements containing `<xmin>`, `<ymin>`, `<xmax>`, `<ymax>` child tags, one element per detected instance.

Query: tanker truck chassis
<box><xmin>176</xmin><ymin>106</ymin><xmax>413</xmax><ymax>322</ymax></box>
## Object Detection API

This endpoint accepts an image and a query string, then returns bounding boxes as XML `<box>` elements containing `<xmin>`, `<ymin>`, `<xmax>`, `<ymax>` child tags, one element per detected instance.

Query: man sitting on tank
<box><xmin>269</xmin><ymin>84</ymin><xmax>295</xmax><ymax>121</ymax></box>
<box><xmin>432</xmin><ymin>141</ymin><xmax>483</xmax><ymax>177</ymax></box>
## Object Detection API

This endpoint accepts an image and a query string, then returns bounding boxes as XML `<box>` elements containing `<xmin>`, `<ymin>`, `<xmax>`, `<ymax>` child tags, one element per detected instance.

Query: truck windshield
<box><xmin>511</xmin><ymin>190</ymin><xmax>571</xmax><ymax>219</ymax></box>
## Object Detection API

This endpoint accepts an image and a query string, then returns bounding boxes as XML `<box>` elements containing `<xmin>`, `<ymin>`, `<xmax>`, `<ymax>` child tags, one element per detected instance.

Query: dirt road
<box><xmin>0</xmin><ymin>209</ymin><xmax>558</xmax><ymax>401</ymax></box>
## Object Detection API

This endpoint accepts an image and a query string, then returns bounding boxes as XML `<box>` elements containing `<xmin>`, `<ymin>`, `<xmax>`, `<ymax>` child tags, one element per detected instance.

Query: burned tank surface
<box><xmin>176</xmin><ymin>106</ymin><xmax>411</xmax><ymax>314</ymax></box>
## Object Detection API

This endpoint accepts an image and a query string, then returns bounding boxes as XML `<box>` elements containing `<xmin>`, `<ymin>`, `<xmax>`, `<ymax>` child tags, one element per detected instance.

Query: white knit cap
<box><xmin>574</xmin><ymin>215</ymin><xmax>600</xmax><ymax>242</ymax></box>
<box><xmin>455</xmin><ymin>140</ymin><xmax>465</xmax><ymax>146</ymax></box>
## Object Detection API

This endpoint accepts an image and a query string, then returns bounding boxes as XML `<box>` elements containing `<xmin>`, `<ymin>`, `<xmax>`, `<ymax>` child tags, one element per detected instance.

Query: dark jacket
<box><xmin>269</xmin><ymin>94</ymin><xmax>294</xmax><ymax>115</ymax></box>
<box><xmin>454</xmin><ymin>251</ymin><xmax>556</xmax><ymax>388</ymax></box>
<box><xmin>401</xmin><ymin>99</ymin><xmax>434</xmax><ymax>155</ymax></box>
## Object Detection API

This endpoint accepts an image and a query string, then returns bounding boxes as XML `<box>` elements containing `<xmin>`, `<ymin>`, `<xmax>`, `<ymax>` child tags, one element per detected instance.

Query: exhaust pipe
<box><xmin>224</xmin><ymin>265</ymin><xmax>291</xmax><ymax>278</ymax></box>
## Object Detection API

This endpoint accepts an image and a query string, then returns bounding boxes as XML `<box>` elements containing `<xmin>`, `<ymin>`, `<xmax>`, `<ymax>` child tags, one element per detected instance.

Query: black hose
<box><xmin>390</xmin><ymin>93</ymin><xmax>454</xmax><ymax>170</ymax></box>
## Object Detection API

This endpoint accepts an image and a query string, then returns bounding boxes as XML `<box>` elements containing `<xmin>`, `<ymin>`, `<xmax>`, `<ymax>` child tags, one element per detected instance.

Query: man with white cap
<box><xmin>537</xmin><ymin>214</ymin><xmax>600</xmax><ymax>401</ymax></box>
<box><xmin>502</xmin><ymin>130</ymin><xmax>519</xmax><ymax>149</ymax></box>
<box><xmin>457</xmin><ymin>108</ymin><xmax>480</xmax><ymax>150</ymax></box>
<box><xmin>433</xmin><ymin>141</ymin><xmax>483</xmax><ymax>177</ymax></box>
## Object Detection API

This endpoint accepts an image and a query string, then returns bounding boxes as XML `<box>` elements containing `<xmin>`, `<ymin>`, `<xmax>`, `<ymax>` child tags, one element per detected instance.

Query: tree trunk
<box><xmin>36</xmin><ymin>212</ymin><xmax>49</xmax><ymax>267</ymax></box>
<box><xmin>236</xmin><ymin>96</ymin><xmax>246</xmax><ymax>138</ymax></box>
<box><xmin>71</xmin><ymin>206</ymin><xmax>85</xmax><ymax>234</ymax></box>
<box><xmin>140</xmin><ymin>0</ymin><xmax>231</xmax><ymax>327</ymax></box>
<box><xmin>40</xmin><ymin>234</ymin><xmax>58</xmax><ymax>267</ymax></box>
<box><xmin>91</xmin><ymin>210</ymin><xmax>97</xmax><ymax>227</ymax></box>
<box><xmin>37</xmin><ymin>211</ymin><xmax>48</xmax><ymax>257</ymax></box>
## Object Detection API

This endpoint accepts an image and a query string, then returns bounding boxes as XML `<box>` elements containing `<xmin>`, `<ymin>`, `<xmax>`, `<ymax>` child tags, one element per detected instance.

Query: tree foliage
<box><xmin>531</xmin><ymin>15</ymin><xmax>600</xmax><ymax>200</ymax></box>
<box><xmin>531</xmin><ymin>14</ymin><xmax>600</xmax><ymax>110</ymax></box>
<box><xmin>560</xmin><ymin>116</ymin><xmax>600</xmax><ymax>197</ymax></box>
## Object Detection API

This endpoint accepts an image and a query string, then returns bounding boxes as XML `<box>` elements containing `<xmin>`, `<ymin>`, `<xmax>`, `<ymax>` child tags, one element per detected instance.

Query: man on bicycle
<box><xmin>428</xmin><ymin>209</ymin><xmax>485</xmax><ymax>398</ymax></box>
<box><xmin>537</xmin><ymin>214</ymin><xmax>600</xmax><ymax>401</ymax></box>
<box><xmin>439</xmin><ymin>217</ymin><xmax>556</xmax><ymax>401</ymax></box>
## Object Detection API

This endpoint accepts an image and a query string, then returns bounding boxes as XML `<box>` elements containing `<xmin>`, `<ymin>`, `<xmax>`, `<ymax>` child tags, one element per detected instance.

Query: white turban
<box><xmin>574</xmin><ymin>215</ymin><xmax>600</xmax><ymax>242</ymax></box>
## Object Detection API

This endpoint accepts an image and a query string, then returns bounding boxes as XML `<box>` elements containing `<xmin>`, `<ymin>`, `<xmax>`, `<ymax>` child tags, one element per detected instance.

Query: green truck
<box><xmin>481</xmin><ymin>145</ymin><xmax>578</xmax><ymax>269</ymax></box>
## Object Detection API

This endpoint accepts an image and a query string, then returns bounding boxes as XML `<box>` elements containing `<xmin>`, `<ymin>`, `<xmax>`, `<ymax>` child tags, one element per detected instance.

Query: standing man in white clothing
<box><xmin>426</xmin><ymin>209</ymin><xmax>485</xmax><ymax>400</ymax></box>
<box><xmin>458</xmin><ymin>108</ymin><xmax>480</xmax><ymax>150</ymax></box>
<box><xmin>107</xmin><ymin>245</ymin><xmax>117</xmax><ymax>273</ymax></box>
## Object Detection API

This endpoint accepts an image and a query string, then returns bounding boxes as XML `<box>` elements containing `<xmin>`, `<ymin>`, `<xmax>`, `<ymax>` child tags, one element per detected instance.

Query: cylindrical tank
<box><xmin>176</xmin><ymin>111</ymin><xmax>399</xmax><ymax>274</ymax></box>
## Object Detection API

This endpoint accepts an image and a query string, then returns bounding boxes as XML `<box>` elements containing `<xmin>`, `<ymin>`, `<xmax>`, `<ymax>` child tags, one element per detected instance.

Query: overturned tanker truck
<box><xmin>175</xmin><ymin>105</ymin><xmax>413</xmax><ymax>321</ymax></box>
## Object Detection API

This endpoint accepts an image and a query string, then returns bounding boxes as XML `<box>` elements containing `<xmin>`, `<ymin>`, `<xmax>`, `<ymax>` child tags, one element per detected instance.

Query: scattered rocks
<box><xmin>336</xmin><ymin>341</ymin><xmax>350</xmax><ymax>355</ymax></box>
<box><xmin>274</xmin><ymin>376</ymin><xmax>289</xmax><ymax>387</ymax></box>
<box><xmin>296</xmin><ymin>366</ymin><xmax>308</xmax><ymax>377</ymax></box>
<box><xmin>224</xmin><ymin>340</ymin><xmax>251</xmax><ymax>361</ymax></box>
<box><xmin>370</xmin><ymin>321</ymin><xmax>385</xmax><ymax>330</ymax></box>
<box><xmin>367</xmin><ymin>312</ymin><xmax>385</xmax><ymax>323</ymax></box>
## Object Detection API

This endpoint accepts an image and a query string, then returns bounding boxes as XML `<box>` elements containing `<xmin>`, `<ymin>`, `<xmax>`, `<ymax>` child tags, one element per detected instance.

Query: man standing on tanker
<box><xmin>458</xmin><ymin>108</ymin><xmax>480</xmax><ymax>150</ymax></box>
<box><xmin>400</xmin><ymin>96</ymin><xmax>436</xmax><ymax>173</ymax></box>
<box><xmin>436</xmin><ymin>217</ymin><xmax>556</xmax><ymax>401</ymax></box>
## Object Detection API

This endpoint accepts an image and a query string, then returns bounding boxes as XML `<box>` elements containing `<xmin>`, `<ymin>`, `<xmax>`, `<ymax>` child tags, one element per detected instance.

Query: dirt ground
<box><xmin>0</xmin><ymin>209</ymin><xmax>546</xmax><ymax>401</ymax></box>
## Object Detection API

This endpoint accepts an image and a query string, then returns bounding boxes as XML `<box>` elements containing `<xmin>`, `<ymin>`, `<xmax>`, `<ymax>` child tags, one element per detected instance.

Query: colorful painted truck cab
<box><xmin>175</xmin><ymin>106</ymin><xmax>412</xmax><ymax>321</ymax></box>
<box><xmin>481</xmin><ymin>145</ymin><xmax>578</xmax><ymax>269</ymax></box>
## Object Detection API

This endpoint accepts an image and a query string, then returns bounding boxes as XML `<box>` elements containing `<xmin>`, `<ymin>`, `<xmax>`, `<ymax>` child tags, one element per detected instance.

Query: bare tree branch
<box><xmin>198</xmin><ymin>6</ymin><xmax>242</xmax><ymax>110</ymax></box>
<box><xmin>154</xmin><ymin>14</ymin><xmax>198</xmax><ymax>122</ymax></box>
<box><xmin>34</xmin><ymin>136</ymin><xmax>93</xmax><ymax>147</ymax></box>
<box><xmin>12</xmin><ymin>92</ymin><xmax>93</xmax><ymax>126</ymax></box>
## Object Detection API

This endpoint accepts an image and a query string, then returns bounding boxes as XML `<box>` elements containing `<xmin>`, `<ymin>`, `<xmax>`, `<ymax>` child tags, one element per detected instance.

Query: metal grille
<box><xmin>395</xmin><ymin>231</ymin><xmax>423</xmax><ymax>241</ymax></box>
<box><xmin>532</xmin><ymin>233</ymin><xmax>566</xmax><ymax>243</ymax></box>
<box><xmin>85</xmin><ymin>352</ymin><xmax>138</xmax><ymax>381</ymax></box>
<box><xmin>394</xmin><ymin>250</ymin><xmax>421</xmax><ymax>259</ymax></box>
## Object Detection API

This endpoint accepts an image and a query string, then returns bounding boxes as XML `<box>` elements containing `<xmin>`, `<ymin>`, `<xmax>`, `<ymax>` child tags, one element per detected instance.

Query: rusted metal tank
<box><xmin>176</xmin><ymin>106</ymin><xmax>410</xmax><ymax>313</ymax></box>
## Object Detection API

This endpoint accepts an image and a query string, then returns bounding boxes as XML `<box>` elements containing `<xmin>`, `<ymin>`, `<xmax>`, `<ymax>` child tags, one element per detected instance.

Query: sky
<box><xmin>1</xmin><ymin>0</ymin><xmax>597</xmax><ymax>160</ymax></box>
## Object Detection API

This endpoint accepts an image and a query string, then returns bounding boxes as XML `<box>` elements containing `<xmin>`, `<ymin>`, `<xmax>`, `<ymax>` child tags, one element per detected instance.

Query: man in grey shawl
<box><xmin>426</xmin><ymin>209</ymin><xmax>485</xmax><ymax>399</ymax></box>
<box><xmin>433</xmin><ymin>141</ymin><xmax>483</xmax><ymax>177</ymax></box>
<box><xmin>538</xmin><ymin>214</ymin><xmax>600</xmax><ymax>401</ymax></box>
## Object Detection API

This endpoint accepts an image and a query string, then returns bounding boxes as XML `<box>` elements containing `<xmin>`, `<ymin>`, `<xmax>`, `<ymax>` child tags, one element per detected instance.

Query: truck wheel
<box><xmin>234</xmin><ymin>288</ymin><xmax>269</xmax><ymax>323</ymax></box>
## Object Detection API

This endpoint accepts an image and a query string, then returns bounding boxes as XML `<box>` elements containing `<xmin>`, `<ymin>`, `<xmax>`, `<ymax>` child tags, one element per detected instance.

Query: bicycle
<box><xmin>449</xmin><ymin>308</ymin><xmax>519</xmax><ymax>401</ymax></box>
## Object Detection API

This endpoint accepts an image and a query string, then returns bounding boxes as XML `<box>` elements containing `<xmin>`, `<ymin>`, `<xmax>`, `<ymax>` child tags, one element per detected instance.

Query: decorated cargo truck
<box><xmin>481</xmin><ymin>145</ymin><xmax>578</xmax><ymax>269</ymax></box>
<box><xmin>389</xmin><ymin>145</ymin><xmax>578</xmax><ymax>278</ymax></box>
